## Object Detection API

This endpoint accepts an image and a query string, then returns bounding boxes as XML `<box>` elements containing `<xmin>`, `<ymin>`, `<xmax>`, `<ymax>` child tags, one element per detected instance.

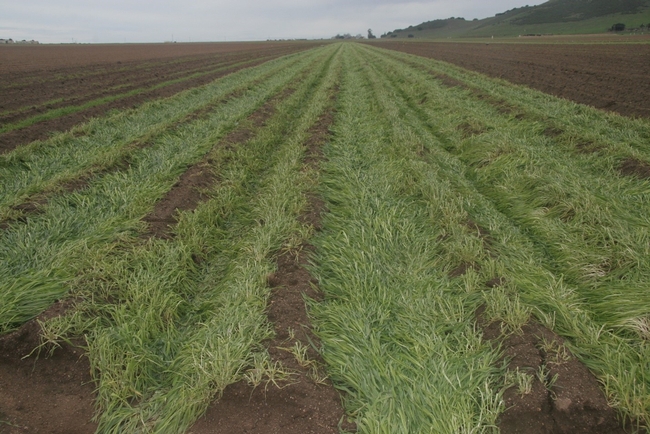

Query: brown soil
<box><xmin>0</xmin><ymin>42</ymin><xmax>319</xmax><ymax>153</ymax></box>
<box><xmin>189</xmin><ymin>95</ymin><xmax>352</xmax><ymax>434</ymax></box>
<box><xmin>189</xmin><ymin>247</ymin><xmax>353</xmax><ymax>434</ymax></box>
<box><xmin>0</xmin><ymin>301</ymin><xmax>96</xmax><ymax>434</ymax></box>
<box><xmin>619</xmin><ymin>157</ymin><xmax>650</xmax><ymax>179</ymax></box>
<box><xmin>142</xmin><ymin>160</ymin><xmax>217</xmax><ymax>239</ymax></box>
<box><xmin>376</xmin><ymin>41</ymin><xmax>650</xmax><ymax>118</ymax></box>
<box><xmin>478</xmin><ymin>308</ymin><xmax>627</xmax><ymax>434</ymax></box>
<box><xmin>141</xmin><ymin>86</ymin><xmax>293</xmax><ymax>239</ymax></box>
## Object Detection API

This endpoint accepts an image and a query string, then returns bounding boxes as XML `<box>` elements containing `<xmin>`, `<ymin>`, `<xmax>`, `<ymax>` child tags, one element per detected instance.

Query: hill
<box><xmin>383</xmin><ymin>0</ymin><xmax>650</xmax><ymax>39</ymax></box>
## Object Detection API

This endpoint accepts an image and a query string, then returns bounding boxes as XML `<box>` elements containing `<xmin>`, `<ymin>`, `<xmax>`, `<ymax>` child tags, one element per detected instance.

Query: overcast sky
<box><xmin>1</xmin><ymin>0</ymin><xmax>547</xmax><ymax>43</ymax></box>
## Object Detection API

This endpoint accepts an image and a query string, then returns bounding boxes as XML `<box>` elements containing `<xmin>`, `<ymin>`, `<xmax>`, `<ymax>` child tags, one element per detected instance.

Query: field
<box><xmin>0</xmin><ymin>42</ymin><xmax>320</xmax><ymax>153</ymax></box>
<box><xmin>1</xmin><ymin>41</ymin><xmax>650</xmax><ymax>434</ymax></box>
<box><xmin>372</xmin><ymin>40</ymin><xmax>650</xmax><ymax>119</ymax></box>
<box><xmin>386</xmin><ymin>0</ymin><xmax>650</xmax><ymax>39</ymax></box>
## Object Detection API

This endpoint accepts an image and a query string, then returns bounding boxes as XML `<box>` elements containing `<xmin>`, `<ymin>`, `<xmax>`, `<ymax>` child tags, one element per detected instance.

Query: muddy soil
<box><xmin>376</xmin><ymin>41</ymin><xmax>650</xmax><ymax>118</ymax></box>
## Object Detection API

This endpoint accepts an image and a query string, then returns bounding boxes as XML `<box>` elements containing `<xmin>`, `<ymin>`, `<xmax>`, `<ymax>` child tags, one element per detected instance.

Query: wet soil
<box><xmin>376</xmin><ymin>41</ymin><xmax>650</xmax><ymax>118</ymax></box>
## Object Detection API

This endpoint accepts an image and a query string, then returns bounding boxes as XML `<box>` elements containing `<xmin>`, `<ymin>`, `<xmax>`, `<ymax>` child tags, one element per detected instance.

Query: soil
<box><xmin>0</xmin><ymin>42</ymin><xmax>319</xmax><ymax>153</ymax></box>
<box><xmin>189</xmin><ymin>98</ymin><xmax>352</xmax><ymax>434</ymax></box>
<box><xmin>478</xmin><ymin>308</ymin><xmax>628</xmax><ymax>434</ymax></box>
<box><xmin>141</xmin><ymin>85</ymin><xmax>292</xmax><ymax>239</ymax></box>
<box><xmin>375</xmin><ymin>41</ymin><xmax>650</xmax><ymax>118</ymax></box>
<box><xmin>142</xmin><ymin>160</ymin><xmax>217</xmax><ymax>239</ymax></box>
<box><xmin>0</xmin><ymin>301</ymin><xmax>96</xmax><ymax>434</ymax></box>
<box><xmin>620</xmin><ymin>157</ymin><xmax>650</xmax><ymax>179</ymax></box>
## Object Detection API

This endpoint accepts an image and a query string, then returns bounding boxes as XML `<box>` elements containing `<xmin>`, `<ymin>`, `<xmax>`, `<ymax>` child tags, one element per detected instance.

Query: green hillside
<box><xmin>383</xmin><ymin>0</ymin><xmax>650</xmax><ymax>39</ymax></box>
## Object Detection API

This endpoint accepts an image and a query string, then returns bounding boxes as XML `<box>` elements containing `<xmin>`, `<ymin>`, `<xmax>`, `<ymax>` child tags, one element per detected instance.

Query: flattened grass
<box><xmin>311</xmin><ymin>44</ymin><xmax>503</xmax><ymax>433</ymax></box>
<box><xmin>0</xmin><ymin>47</ymin><xmax>327</xmax><ymax>333</ymax></box>
<box><xmin>349</xmin><ymin>43</ymin><xmax>650</xmax><ymax>429</ymax></box>
<box><xmin>40</xmin><ymin>44</ymin><xmax>342</xmax><ymax>433</ymax></box>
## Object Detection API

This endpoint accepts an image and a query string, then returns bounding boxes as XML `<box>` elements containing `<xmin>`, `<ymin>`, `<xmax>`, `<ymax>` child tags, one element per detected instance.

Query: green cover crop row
<box><xmin>2</xmin><ymin>41</ymin><xmax>649</xmax><ymax>433</ymax></box>
<box><xmin>309</xmin><ymin>43</ymin><xmax>650</xmax><ymax>432</ymax></box>
<box><xmin>0</xmin><ymin>46</ymin><xmax>328</xmax><ymax>333</ymax></box>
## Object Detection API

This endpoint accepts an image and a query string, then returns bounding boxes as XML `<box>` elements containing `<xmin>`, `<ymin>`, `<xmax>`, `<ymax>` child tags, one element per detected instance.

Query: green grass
<box><xmin>0</xmin><ymin>47</ymin><xmax>327</xmax><ymax>333</ymax></box>
<box><xmin>3</xmin><ymin>41</ymin><xmax>650</xmax><ymax>433</ymax></box>
<box><xmin>339</xmin><ymin>43</ymin><xmax>650</xmax><ymax>430</ymax></box>
<box><xmin>310</xmin><ymin>44</ymin><xmax>504</xmax><ymax>433</ymax></box>
<box><xmin>36</xmin><ymin>43</ymin><xmax>342</xmax><ymax>433</ymax></box>
<box><xmin>385</xmin><ymin>0</ymin><xmax>650</xmax><ymax>39</ymax></box>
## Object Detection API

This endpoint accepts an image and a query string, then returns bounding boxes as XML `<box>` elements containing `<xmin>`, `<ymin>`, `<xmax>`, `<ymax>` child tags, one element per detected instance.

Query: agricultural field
<box><xmin>0</xmin><ymin>41</ymin><xmax>320</xmax><ymax>153</ymax></box>
<box><xmin>372</xmin><ymin>40</ymin><xmax>650</xmax><ymax>119</ymax></box>
<box><xmin>1</xmin><ymin>41</ymin><xmax>650</xmax><ymax>434</ymax></box>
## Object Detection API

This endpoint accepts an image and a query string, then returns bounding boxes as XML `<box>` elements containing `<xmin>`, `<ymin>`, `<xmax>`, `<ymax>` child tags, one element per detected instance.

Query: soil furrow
<box><xmin>0</xmin><ymin>57</ymin><xmax>276</xmax><ymax>154</ymax></box>
<box><xmin>477</xmin><ymin>307</ymin><xmax>627</xmax><ymax>434</ymax></box>
<box><xmin>0</xmin><ymin>55</ymin><xmax>247</xmax><ymax>126</ymax></box>
<box><xmin>190</xmin><ymin>90</ymin><xmax>354</xmax><ymax>434</ymax></box>
<box><xmin>0</xmin><ymin>47</ymin><xmax>298</xmax><ymax>127</ymax></box>
<box><xmin>0</xmin><ymin>301</ymin><xmax>97</xmax><ymax>434</ymax></box>
<box><xmin>142</xmin><ymin>86</ymin><xmax>296</xmax><ymax>239</ymax></box>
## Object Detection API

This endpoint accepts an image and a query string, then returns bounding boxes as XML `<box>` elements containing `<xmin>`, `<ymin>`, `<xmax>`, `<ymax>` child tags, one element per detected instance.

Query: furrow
<box><xmin>0</xmin><ymin>51</ymin><xmax>309</xmax><ymax>222</ymax></box>
<box><xmin>0</xmin><ymin>47</ymin><xmax>325</xmax><ymax>334</ymax></box>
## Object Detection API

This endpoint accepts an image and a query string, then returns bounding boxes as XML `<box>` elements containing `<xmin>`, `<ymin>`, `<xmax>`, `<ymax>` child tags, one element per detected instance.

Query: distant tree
<box><xmin>417</xmin><ymin>27</ymin><xmax>423</xmax><ymax>31</ymax></box>
<box><xmin>408</xmin><ymin>34</ymin><xmax>414</xmax><ymax>38</ymax></box>
<box><xmin>368</xmin><ymin>29</ymin><xmax>376</xmax><ymax>39</ymax></box>
<box><xmin>390</xmin><ymin>34</ymin><xmax>397</xmax><ymax>38</ymax></box>
<box><xmin>610</xmin><ymin>23</ymin><xmax>626</xmax><ymax>32</ymax></box>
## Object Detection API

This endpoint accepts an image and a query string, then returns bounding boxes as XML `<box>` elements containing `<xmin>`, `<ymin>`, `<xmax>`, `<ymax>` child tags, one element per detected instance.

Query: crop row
<box><xmin>309</xmin><ymin>43</ymin><xmax>650</xmax><ymax>431</ymax></box>
<box><xmin>1</xmin><ymin>42</ymin><xmax>649</xmax><ymax>432</ymax></box>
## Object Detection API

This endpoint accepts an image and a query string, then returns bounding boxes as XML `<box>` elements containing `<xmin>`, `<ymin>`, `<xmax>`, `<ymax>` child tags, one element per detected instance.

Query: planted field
<box><xmin>0</xmin><ymin>42</ymin><xmax>320</xmax><ymax>153</ymax></box>
<box><xmin>1</xmin><ymin>42</ymin><xmax>649</xmax><ymax>433</ymax></box>
<box><xmin>373</xmin><ymin>40</ymin><xmax>650</xmax><ymax>119</ymax></box>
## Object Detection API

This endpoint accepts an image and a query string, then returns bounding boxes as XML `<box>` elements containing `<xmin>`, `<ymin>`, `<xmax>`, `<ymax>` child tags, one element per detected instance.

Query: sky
<box><xmin>0</xmin><ymin>0</ymin><xmax>547</xmax><ymax>44</ymax></box>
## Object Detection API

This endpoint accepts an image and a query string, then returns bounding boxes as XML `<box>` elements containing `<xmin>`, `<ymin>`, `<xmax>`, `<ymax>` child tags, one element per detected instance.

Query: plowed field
<box><xmin>0</xmin><ymin>42</ymin><xmax>320</xmax><ymax>152</ymax></box>
<box><xmin>374</xmin><ymin>41</ymin><xmax>650</xmax><ymax>118</ymax></box>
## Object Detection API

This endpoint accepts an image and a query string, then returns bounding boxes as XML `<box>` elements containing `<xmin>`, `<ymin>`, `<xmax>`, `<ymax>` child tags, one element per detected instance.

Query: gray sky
<box><xmin>1</xmin><ymin>0</ymin><xmax>547</xmax><ymax>43</ymax></box>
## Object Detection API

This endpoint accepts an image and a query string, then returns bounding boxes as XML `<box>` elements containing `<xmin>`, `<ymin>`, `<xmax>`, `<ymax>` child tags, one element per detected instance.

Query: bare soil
<box><xmin>478</xmin><ymin>310</ymin><xmax>628</xmax><ymax>434</ymax></box>
<box><xmin>0</xmin><ymin>42</ymin><xmax>319</xmax><ymax>153</ymax></box>
<box><xmin>375</xmin><ymin>41</ymin><xmax>650</xmax><ymax>118</ymax></box>
<box><xmin>0</xmin><ymin>301</ymin><xmax>96</xmax><ymax>434</ymax></box>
